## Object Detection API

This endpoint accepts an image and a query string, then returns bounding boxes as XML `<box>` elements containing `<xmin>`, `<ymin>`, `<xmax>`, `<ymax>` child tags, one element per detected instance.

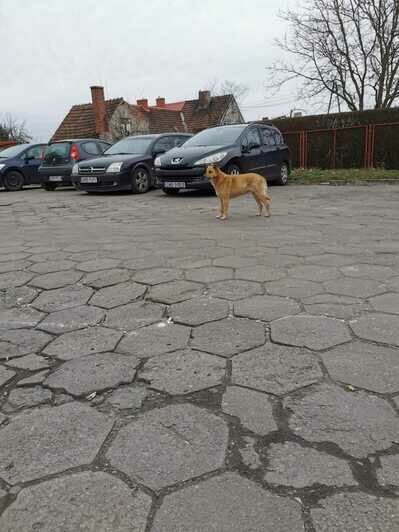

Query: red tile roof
<box><xmin>52</xmin><ymin>98</ymin><xmax>124</xmax><ymax>141</ymax></box>
<box><xmin>52</xmin><ymin>93</ymin><xmax>240</xmax><ymax>140</ymax></box>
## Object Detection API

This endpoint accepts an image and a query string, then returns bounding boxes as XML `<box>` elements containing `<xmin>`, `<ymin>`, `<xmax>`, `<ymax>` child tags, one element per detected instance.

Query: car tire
<box><xmin>42</xmin><ymin>183</ymin><xmax>58</xmax><ymax>191</ymax></box>
<box><xmin>275</xmin><ymin>162</ymin><xmax>289</xmax><ymax>186</ymax></box>
<box><xmin>131</xmin><ymin>167</ymin><xmax>150</xmax><ymax>194</ymax></box>
<box><xmin>225</xmin><ymin>163</ymin><xmax>241</xmax><ymax>175</ymax></box>
<box><xmin>163</xmin><ymin>188</ymin><xmax>180</xmax><ymax>195</ymax></box>
<box><xmin>3</xmin><ymin>171</ymin><xmax>24</xmax><ymax>191</ymax></box>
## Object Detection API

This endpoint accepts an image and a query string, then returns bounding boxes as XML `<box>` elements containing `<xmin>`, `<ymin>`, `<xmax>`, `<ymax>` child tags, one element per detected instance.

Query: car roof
<box><xmin>122</xmin><ymin>133</ymin><xmax>192</xmax><ymax>140</ymax></box>
<box><xmin>49</xmin><ymin>138</ymin><xmax>104</xmax><ymax>143</ymax></box>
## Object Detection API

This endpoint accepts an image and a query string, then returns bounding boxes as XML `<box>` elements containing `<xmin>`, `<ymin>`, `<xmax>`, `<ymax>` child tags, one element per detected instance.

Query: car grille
<box><xmin>79</xmin><ymin>167</ymin><xmax>106</xmax><ymax>175</ymax></box>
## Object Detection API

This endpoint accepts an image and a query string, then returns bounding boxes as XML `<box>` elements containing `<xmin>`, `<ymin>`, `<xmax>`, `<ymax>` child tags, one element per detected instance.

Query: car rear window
<box><xmin>43</xmin><ymin>142</ymin><xmax>70</xmax><ymax>162</ymax></box>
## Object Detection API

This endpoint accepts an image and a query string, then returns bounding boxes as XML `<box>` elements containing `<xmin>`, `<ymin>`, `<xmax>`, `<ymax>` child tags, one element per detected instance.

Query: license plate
<box><xmin>81</xmin><ymin>176</ymin><xmax>98</xmax><ymax>184</ymax></box>
<box><xmin>164</xmin><ymin>181</ymin><xmax>186</xmax><ymax>188</ymax></box>
<box><xmin>49</xmin><ymin>176</ymin><xmax>62</xmax><ymax>182</ymax></box>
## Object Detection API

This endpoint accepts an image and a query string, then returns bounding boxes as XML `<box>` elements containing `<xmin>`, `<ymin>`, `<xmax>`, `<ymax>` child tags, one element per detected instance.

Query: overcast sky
<box><xmin>1</xmin><ymin>0</ymin><xmax>302</xmax><ymax>141</ymax></box>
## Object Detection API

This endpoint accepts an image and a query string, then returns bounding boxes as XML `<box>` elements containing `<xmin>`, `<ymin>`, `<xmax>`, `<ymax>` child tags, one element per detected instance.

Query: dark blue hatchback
<box><xmin>0</xmin><ymin>143</ymin><xmax>47</xmax><ymax>191</ymax></box>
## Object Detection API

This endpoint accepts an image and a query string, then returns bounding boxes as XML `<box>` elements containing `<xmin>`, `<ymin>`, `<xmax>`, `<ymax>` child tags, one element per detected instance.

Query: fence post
<box><xmin>332</xmin><ymin>129</ymin><xmax>337</xmax><ymax>169</ymax></box>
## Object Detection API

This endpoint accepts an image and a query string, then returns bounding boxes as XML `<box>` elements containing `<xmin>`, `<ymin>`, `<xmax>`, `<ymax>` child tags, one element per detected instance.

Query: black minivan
<box><xmin>39</xmin><ymin>138</ymin><xmax>111</xmax><ymax>190</ymax></box>
<box><xmin>155</xmin><ymin>123</ymin><xmax>290</xmax><ymax>194</ymax></box>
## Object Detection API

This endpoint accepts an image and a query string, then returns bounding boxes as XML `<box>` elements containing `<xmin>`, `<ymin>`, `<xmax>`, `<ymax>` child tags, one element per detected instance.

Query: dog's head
<box><xmin>204</xmin><ymin>164</ymin><xmax>219</xmax><ymax>180</ymax></box>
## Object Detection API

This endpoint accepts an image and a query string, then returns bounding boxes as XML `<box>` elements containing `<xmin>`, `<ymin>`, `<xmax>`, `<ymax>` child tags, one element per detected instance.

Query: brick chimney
<box><xmin>137</xmin><ymin>98</ymin><xmax>149</xmax><ymax>110</ymax></box>
<box><xmin>198</xmin><ymin>90</ymin><xmax>211</xmax><ymax>108</ymax></box>
<box><xmin>90</xmin><ymin>86</ymin><xmax>107</xmax><ymax>136</ymax></box>
<box><xmin>156</xmin><ymin>97</ymin><xmax>165</xmax><ymax>107</ymax></box>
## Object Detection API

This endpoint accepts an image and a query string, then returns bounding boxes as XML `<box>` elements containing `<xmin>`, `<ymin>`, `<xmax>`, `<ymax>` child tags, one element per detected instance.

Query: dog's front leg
<box><xmin>220</xmin><ymin>197</ymin><xmax>229</xmax><ymax>220</ymax></box>
<box><xmin>216</xmin><ymin>196</ymin><xmax>224</xmax><ymax>219</ymax></box>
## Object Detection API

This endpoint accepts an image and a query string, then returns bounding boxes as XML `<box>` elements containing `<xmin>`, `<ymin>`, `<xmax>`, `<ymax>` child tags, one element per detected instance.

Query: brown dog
<box><xmin>204</xmin><ymin>164</ymin><xmax>271</xmax><ymax>220</ymax></box>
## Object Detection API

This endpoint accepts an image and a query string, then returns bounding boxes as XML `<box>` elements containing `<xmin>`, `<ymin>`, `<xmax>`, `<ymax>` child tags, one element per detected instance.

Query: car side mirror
<box><xmin>24</xmin><ymin>155</ymin><xmax>35</xmax><ymax>161</ymax></box>
<box><xmin>249</xmin><ymin>142</ymin><xmax>260</xmax><ymax>151</ymax></box>
<box><xmin>153</xmin><ymin>148</ymin><xmax>166</xmax><ymax>156</ymax></box>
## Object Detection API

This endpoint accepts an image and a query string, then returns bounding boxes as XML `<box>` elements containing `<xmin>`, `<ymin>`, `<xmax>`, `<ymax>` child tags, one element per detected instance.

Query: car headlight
<box><xmin>106</xmin><ymin>162</ymin><xmax>123</xmax><ymax>173</ymax></box>
<box><xmin>194</xmin><ymin>152</ymin><xmax>228</xmax><ymax>166</ymax></box>
<box><xmin>154</xmin><ymin>157</ymin><xmax>162</xmax><ymax>167</ymax></box>
<box><xmin>72</xmin><ymin>163</ymin><xmax>79</xmax><ymax>175</ymax></box>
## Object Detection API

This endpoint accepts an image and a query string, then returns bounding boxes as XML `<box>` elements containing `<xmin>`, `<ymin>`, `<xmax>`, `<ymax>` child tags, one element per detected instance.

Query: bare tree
<box><xmin>205</xmin><ymin>78</ymin><xmax>249</xmax><ymax>103</ymax></box>
<box><xmin>0</xmin><ymin>114</ymin><xmax>32</xmax><ymax>142</ymax></box>
<box><xmin>267</xmin><ymin>0</ymin><xmax>399</xmax><ymax>111</ymax></box>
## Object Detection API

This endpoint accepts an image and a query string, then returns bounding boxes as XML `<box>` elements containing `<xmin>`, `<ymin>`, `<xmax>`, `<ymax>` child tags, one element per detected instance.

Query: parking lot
<box><xmin>0</xmin><ymin>184</ymin><xmax>399</xmax><ymax>531</ymax></box>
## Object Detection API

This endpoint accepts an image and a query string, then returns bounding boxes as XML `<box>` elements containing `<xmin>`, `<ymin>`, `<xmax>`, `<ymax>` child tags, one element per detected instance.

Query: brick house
<box><xmin>51</xmin><ymin>86</ymin><xmax>244</xmax><ymax>142</ymax></box>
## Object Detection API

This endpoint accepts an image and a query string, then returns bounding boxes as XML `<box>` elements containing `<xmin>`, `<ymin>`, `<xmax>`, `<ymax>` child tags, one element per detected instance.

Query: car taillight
<box><xmin>70</xmin><ymin>143</ymin><xmax>80</xmax><ymax>160</ymax></box>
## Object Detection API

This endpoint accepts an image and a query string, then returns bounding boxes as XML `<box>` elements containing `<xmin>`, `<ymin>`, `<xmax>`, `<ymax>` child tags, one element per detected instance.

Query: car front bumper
<box><xmin>155</xmin><ymin>167</ymin><xmax>212</xmax><ymax>190</ymax></box>
<box><xmin>74</xmin><ymin>170</ymin><xmax>131</xmax><ymax>192</ymax></box>
<box><xmin>39</xmin><ymin>164</ymin><xmax>73</xmax><ymax>185</ymax></box>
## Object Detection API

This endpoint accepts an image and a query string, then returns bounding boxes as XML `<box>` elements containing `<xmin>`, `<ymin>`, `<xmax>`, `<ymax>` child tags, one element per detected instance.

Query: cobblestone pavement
<box><xmin>0</xmin><ymin>185</ymin><xmax>399</xmax><ymax>531</ymax></box>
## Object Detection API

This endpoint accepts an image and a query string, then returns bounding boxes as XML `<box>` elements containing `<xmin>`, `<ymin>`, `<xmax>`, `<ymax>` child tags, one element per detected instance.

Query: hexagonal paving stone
<box><xmin>17</xmin><ymin>370</ymin><xmax>50</xmax><ymax>387</ymax></box>
<box><xmin>222</xmin><ymin>386</ymin><xmax>277</xmax><ymax>435</ymax></box>
<box><xmin>340</xmin><ymin>263</ymin><xmax>396</xmax><ymax>280</ymax></box>
<box><xmin>82</xmin><ymin>268</ymin><xmax>131</xmax><ymax>288</ymax></box>
<box><xmin>151</xmin><ymin>472</ymin><xmax>303</xmax><ymax>532</ymax></box>
<box><xmin>0</xmin><ymin>286</ymin><xmax>38</xmax><ymax>308</ymax></box>
<box><xmin>38</xmin><ymin>305</ymin><xmax>105</xmax><ymax>334</ymax></box>
<box><xmin>324</xmin><ymin>277</ymin><xmax>386</xmax><ymax>298</ymax></box>
<box><xmin>4</xmin><ymin>354</ymin><xmax>50</xmax><ymax>371</ymax></box>
<box><xmin>29</xmin><ymin>270</ymin><xmax>83</xmax><ymax>290</ymax></box>
<box><xmin>0</xmin><ymin>271</ymin><xmax>33</xmax><ymax>290</ymax></box>
<box><xmin>235</xmin><ymin>265</ymin><xmax>286</xmax><ymax>283</ymax></box>
<box><xmin>0</xmin><ymin>403</ymin><xmax>113</xmax><ymax>484</ymax></box>
<box><xmin>208</xmin><ymin>280</ymin><xmax>263</xmax><ymax>301</ymax></box>
<box><xmin>43</xmin><ymin>327</ymin><xmax>123</xmax><ymax>360</ymax></box>
<box><xmin>5</xmin><ymin>386</ymin><xmax>52</xmax><ymax>411</ymax></box>
<box><xmin>148</xmin><ymin>280</ymin><xmax>203</xmax><ymax>304</ymax></box>
<box><xmin>106</xmin><ymin>385</ymin><xmax>148</xmax><ymax>410</ymax></box>
<box><xmin>306</xmin><ymin>253</ymin><xmax>357</xmax><ymax>266</ymax></box>
<box><xmin>370</xmin><ymin>292</ymin><xmax>399</xmax><ymax>314</ymax></box>
<box><xmin>0</xmin><ymin>306</ymin><xmax>45</xmax><ymax>330</ymax></box>
<box><xmin>288</xmin><ymin>264</ymin><xmax>341</xmax><ymax>282</ymax></box>
<box><xmin>284</xmin><ymin>384</ymin><xmax>399</xmax><ymax>457</ymax></box>
<box><xmin>89</xmin><ymin>281</ymin><xmax>146</xmax><ymax>309</ymax></box>
<box><xmin>117</xmin><ymin>322</ymin><xmax>189</xmax><ymax>358</ymax></box>
<box><xmin>104</xmin><ymin>301</ymin><xmax>164</xmax><ymax>331</ymax></box>
<box><xmin>132</xmin><ymin>267</ymin><xmax>183</xmax><ymax>285</ymax></box>
<box><xmin>107</xmin><ymin>404</ymin><xmax>228</xmax><ymax>489</ymax></box>
<box><xmin>0</xmin><ymin>329</ymin><xmax>52</xmax><ymax>360</ymax></box>
<box><xmin>265</xmin><ymin>277</ymin><xmax>324</xmax><ymax>298</ymax></box>
<box><xmin>232</xmin><ymin>344</ymin><xmax>322</xmax><ymax>395</ymax></box>
<box><xmin>350</xmin><ymin>313</ymin><xmax>399</xmax><ymax>346</ymax></box>
<box><xmin>32</xmin><ymin>285</ymin><xmax>93</xmax><ymax>313</ymax></box>
<box><xmin>191</xmin><ymin>318</ymin><xmax>265</xmax><ymax>358</ymax></box>
<box><xmin>0</xmin><ymin>260</ymin><xmax>32</xmax><ymax>274</ymax></box>
<box><xmin>264</xmin><ymin>442</ymin><xmax>356</xmax><ymax>488</ymax></box>
<box><xmin>377</xmin><ymin>455</ymin><xmax>399</xmax><ymax>488</ymax></box>
<box><xmin>271</xmin><ymin>314</ymin><xmax>351</xmax><ymax>350</ymax></box>
<box><xmin>234</xmin><ymin>295</ymin><xmax>301</xmax><ymax>322</ymax></box>
<box><xmin>45</xmin><ymin>353</ymin><xmax>140</xmax><ymax>396</ymax></box>
<box><xmin>311</xmin><ymin>492</ymin><xmax>399</xmax><ymax>532</ymax></box>
<box><xmin>140</xmin><ymin>349</ymin><xmax>226</xmax><ymax>395</ymax></box>
<box><xmin>321</xmin><ymin>341</ymin><xmax>399</xmax><ymax>393</ymax></box>
<box><xmin>29</xmin><ymin>260</ymin><xmax>76</xmax><ymax>274</ymax></box>
<box><xmin>213</xmin><ymin>255</ymin><xmax>260</xmax><ymax>268</ymax></box>
<box><xmin>185</xmin><ymin>266</ymin><xmax>233</xmax><ymax>283</ymax></box>
<box><xmin>77</xmin><ymin>258</ymin><xmax>121</xmax><ymax>272</ymax></box>
<box><xmin>0</xmin><ymin>471</ymin><xmax>152</xmax><ymax>532</ymax></box>
<box><xmin>386</xmin><ymin>276</ymin><xmax>399</xmax><ymax>292</ymax></box>
<box><xmin>0</xmin><ymin>366</ymin><xmax>15</xmax><ymax>387</ymax></box>
<box><xmin>303</xmin><ymin>293</ymin><xmax>369</xmax><ymax>319</ymax></box>
<box><xmin>169</xmin><ymin>296</ymin><xmax>229</xmax><ymax>326</ymax></box>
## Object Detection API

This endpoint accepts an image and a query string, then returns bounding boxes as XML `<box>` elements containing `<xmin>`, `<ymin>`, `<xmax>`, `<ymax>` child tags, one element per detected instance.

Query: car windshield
<box><xmin>183</xmin><ymin>126</ymin><xmax>246</xmax><ymax>147</ymax></box>
<box><xmin>43</xmin><ymin>142</ymin><xmax>70</xmax><ymax>162</ymax></box>
<box><xmin>104</xmin><ymin>137</ymin><xmax>153</xmax><ymax>155</ymax></box>
<box><xmin>0</xmin><ymin>144</ymin><xmax>29</xmax><ymax>158</ymax></box>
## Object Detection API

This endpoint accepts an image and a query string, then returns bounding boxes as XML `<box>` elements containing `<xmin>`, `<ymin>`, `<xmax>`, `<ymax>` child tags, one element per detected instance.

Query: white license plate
<box><xmin>49</xmin><ymin>176</ymin><xmax>63</xmax><ymax>182</ymax></box>
<box><xmin>81</xmin><ymin>176</ymin><xmax>98</xmax><ymax>184</ymax></box>
<box><xmin>165</xmin><ymin>181</ymin><xmax>185</xmax><ymax>188</ymax></box>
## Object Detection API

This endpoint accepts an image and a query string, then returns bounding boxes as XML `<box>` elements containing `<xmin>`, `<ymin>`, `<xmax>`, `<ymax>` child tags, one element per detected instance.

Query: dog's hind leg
<box><xmin>252</xmin><ymin>193</ymin><xmax>263</xmax><ymax>216</ymax></box>
<box><xmin>262</xmin><ymin>196</ymin><xmax>271</xmax><ymax>217</ymax></box>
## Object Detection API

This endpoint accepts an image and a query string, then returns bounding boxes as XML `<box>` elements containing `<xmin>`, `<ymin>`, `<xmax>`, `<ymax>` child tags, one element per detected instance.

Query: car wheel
<box><xmin>163</xmin><ymin>188</ymin><xmax>180</xmax><ymax>195</ymax></box>
<box><xmin>225</xmin><ymin>163</ymin><xmax>240</xmax><ymax>175</ymax></box>
<box><xmin>3</xmin><ymin>171</ymin><xmax>24</xmax><ymax>191</ymax></box>
<box><xmin>42</xmin><ymin>183</ymin><xmax>57</xmax><ymax>191</ymax></box>
<box><xmin>131</xmin><ymin>167</ymin><xmax>150</xmax><ymax>194</ymax></box>
<box><xmin>275</xmin><ymin>163</ymin><xmax>289</xmax><ymax>186</ymax></box>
